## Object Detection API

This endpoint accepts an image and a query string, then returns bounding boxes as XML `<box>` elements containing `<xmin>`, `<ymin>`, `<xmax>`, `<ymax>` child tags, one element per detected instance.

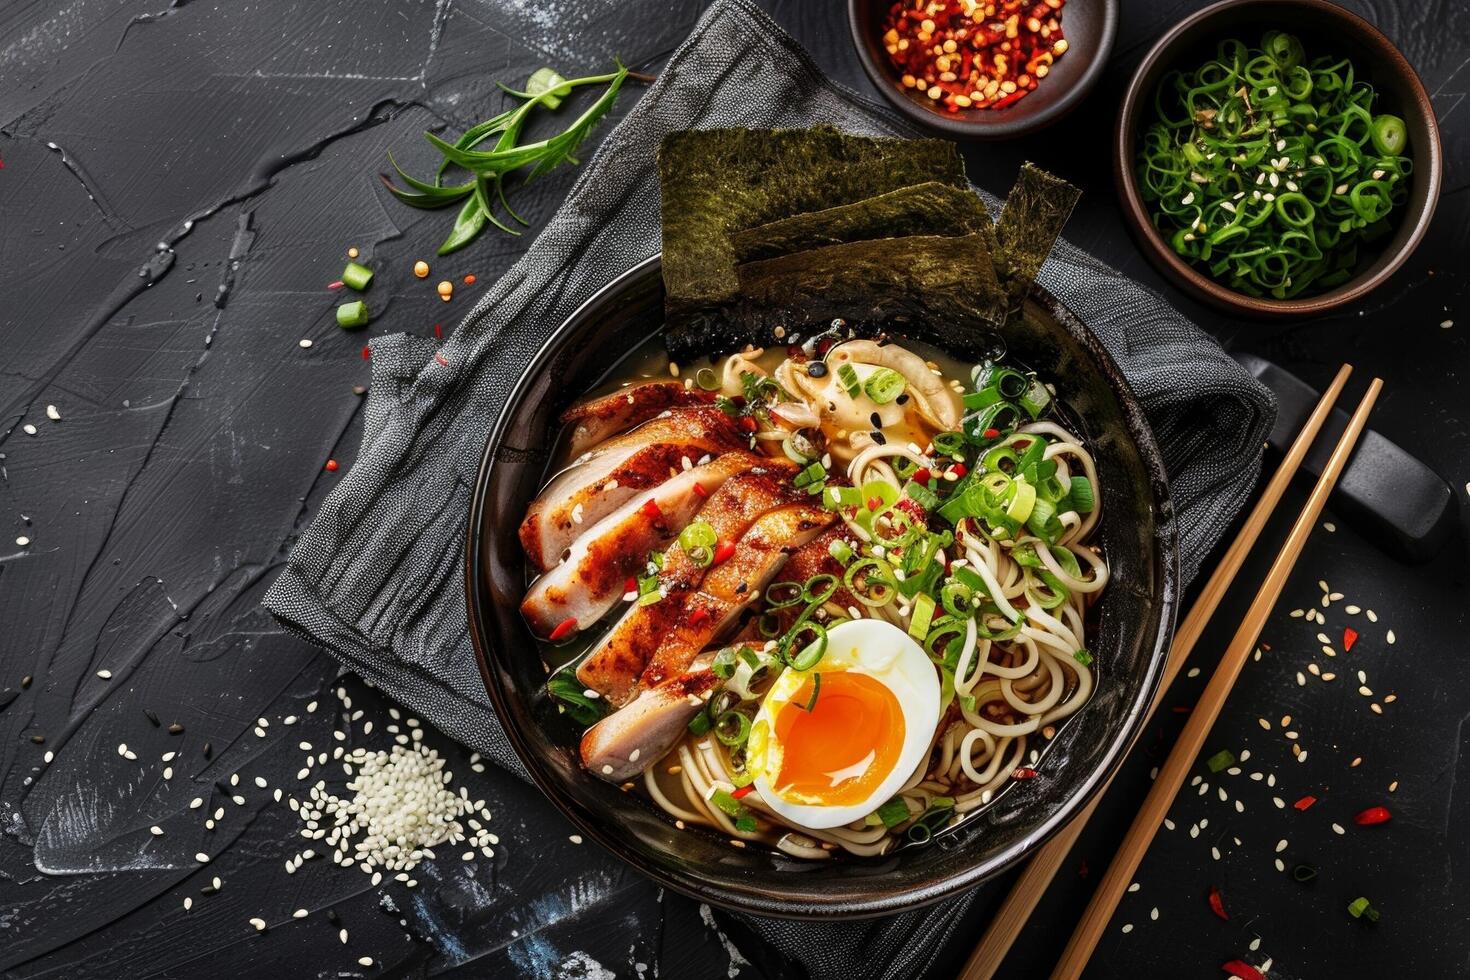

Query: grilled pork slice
<box><xmin>639</xmin><ymin>500</ymin><xmax>835</xmax><ymax>691</ymax></box>
<box><xmin>519</xmin><ymin>451</ymin><xmax>766</xmax><ymax>638</ymax></box>
<box><xmin>519</xmin><ymin>407</ymin><xmax>744</xmax><ymax>572</ymax></box>
<box><xmin>777</xmin><ymin>526</ymin><xmax>863</xmax><ymax>614</ymax></box>
<box><xmin>561</xmin><ymin>381</ymin><xmax>714</xmax><ymax>458</ymax></box>
<box><xmin>576</xmin><ymin>467</ymin><xmax>799</xmax><ymax>706</ymax></box>
<box><xmin>580</xmin><ymin>653</ymin><xmax>718</xmax><ymax>783</ymax></box>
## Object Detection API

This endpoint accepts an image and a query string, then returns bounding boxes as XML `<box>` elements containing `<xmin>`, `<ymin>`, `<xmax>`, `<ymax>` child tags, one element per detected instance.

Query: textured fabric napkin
<box><xmin>264</xmin><ymin>1</ymin><xmax>1275</xmax><ymax>976</ymax></box>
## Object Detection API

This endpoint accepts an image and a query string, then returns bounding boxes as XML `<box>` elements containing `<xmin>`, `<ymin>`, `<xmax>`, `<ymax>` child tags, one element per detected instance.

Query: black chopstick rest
<box><xmin>1234</xmin><ymin>353</ymin><xmax>1457</xmax><ymax>563</ymax></box>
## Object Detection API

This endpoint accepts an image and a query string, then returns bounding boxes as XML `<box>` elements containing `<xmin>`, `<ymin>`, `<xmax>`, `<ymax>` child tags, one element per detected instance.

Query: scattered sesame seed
<box><xmin>299</xmin><ymin>339</ymin><xmax>313</xmax><ymax>349</ymax></box>
<box><xmin>1387</xmin><ymin>629</ymin><xmax>1396</xmax><ymax>645</ymax></box>
<box><xmin>97</xmin><ymin>670</ymin><xmax>112</xmax><ymax>679</ymax></box>
<box><xmin>1332</xmin><ymin>823</ymin><xmax>1345</xmax><ymax>835</ymax></box>
<box><xmin>250</xmin><ymin>917</ymin><xmax>267</xmax><ymax>932</ymax></box>
<box><xmin>196</xmin><ymin>852</ymin><xmax>210</xmax><ymax>863</ymax></box>
<box><xmin>569</xmin><ymin>834</ymin><xmax>583</xmax><ymax>844</ymax></box>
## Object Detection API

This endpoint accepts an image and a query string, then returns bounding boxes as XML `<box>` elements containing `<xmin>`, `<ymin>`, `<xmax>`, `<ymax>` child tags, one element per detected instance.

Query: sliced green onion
<box><xmin>863</xmin><ymin>367</ymin><xmax>907</xmax><ymax>404</ymax></box>
<box><xmin>341</xmin><ymin>261</ymin><xmax>374</xmax><ymax>291</ymax></box>
<box><xmin>711</xmin><ymin>647</ymin><xmax>738</xmax><ymax>680</ymax></box>
<box><xmin>1069</xmin><ymin>476</ymin><xmax>1096</xmax><ymax>513</ymax></box>
<box><xmin>1370</xmin><ymin>113</ymin><xmax>1407</xmax><ymax>155</ymax></box>
<box><xmin>932</xmin><ymin>431</ymin><xmax>967</xmax><ymax>456</ymax></box>
<box><xmin>1018</xmin><ymin>378</ymin><xmax>1052</xmax><ymax>418</ymax></box>
<box><xmin>827</xmin><ymin>537</ymin><xmax>854</xmax><ymax>565</ymax></box>
<box><xmin>523</xmin><ymin>66</ymin><xmax>572</xmax><ymax>108</ymax></box>
<box><xmin>714</xmin><ymin>710</ymin><xmax>752</xmax><ymax>747</ymax></box>
<box><xmin>836</xmin><ymin>363</ymin><xmax>862</xmax><ymax>398</ymax></box>
<box><xmin>1074</xmin><ymin>648</ymin><xmax>1093</xmax><ymax>667</ymax></box>
<box><xmin>824</xmin><ymin>485</ymin><xmax>863</xmax><ymax>509</ymax></box>
<box><xmin>708</xmin><ymin>788</ymin><xmax>742</xmax><ymax>817</ymax></box>
<box><xmin>800</xmin><ymin>673</ymin><xmax>822</xmax><ymax>712</ymax></box>
<box><xmin>844</xmin><ymin>559</ymin><xmax>897</xmax><ymax>608</ymax></box>
<box><xmin>687</xmin><ymin>709</ymin><xmax>712</xmax><ymax>736</ymax></box>
<box><xmin>1293</xmin><ymin>863</ymin><xmax>1318</xmax><ymax>882</ymax></box>
<box><xmin>765</xmin><ymin>581</ymin><xmax>804</xmax><ymax>609</ymax></box>
<box><xmin>908</xmin><ymin>593</ymin><xmax>936</xmax><ymax>641</ymax></box>
<box><xmin>786</xmin><ymin>622</ymin><xmax>828</xmax><ymax>670</ymax></box>
<box><xmin>1005</xmin><ymin>479</ymin><xmax>1037</xmax><ymax>524</ymax></box>
<box><xmin>802</xmin><ymin>574</ymin><xmax>839</xmax><ymax>604</ymax></box>
<box><xmin>336</xmin><ymin>300</ymin><xmax>370</xmax><ymax>329</ymax></box>
<box><xmin>904</xmin><ymin>479</ymin><xmax>940</xmax><ymax>512</ymax></box>
<box><xmin>1206</xmin><ymin>749</ymin><xmax>1236</xmax><ymax>773</ymax></box>
<box><xmin>694</xmin><ymin>367</ymin><xmax>721</xmax><ymax>391</ymax></box>
<box><xmin>875</xmin><ymin>797</ymin><xmax>910</xmax><ymax>828</ymax></box>
<box><xmin>734</xmin><ymin>812</ymin><xmax>758</xmax><ymax>834</ymax></box>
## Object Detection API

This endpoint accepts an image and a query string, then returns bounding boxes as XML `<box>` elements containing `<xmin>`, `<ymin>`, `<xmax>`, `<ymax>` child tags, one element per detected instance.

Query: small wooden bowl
<box><xmin>848</xmin><ymin>0</ymin><xmax>1118</xmax><ymax>140</ymax></box>
<box><xmin>1115</xmin><ymin>0</ymin><xmax>1443</xmax><ymax>318</ymax></box>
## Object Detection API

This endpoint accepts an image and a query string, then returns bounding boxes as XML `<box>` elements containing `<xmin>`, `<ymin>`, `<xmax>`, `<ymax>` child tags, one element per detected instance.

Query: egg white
<box><xmin>751</xmin><ymin>619</ymin><xmax>940</xmax><ymax>831</ymax></box>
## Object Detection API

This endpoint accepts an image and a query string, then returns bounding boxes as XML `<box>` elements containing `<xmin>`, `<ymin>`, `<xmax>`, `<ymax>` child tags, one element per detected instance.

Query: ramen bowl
<box><xmin>465</xmin><ymin>255</ymin><xmax>1177</xmax><ymax>917</ymax></box>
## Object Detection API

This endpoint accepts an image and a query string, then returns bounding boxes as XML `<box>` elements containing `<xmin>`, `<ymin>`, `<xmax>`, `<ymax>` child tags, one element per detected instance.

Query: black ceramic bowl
<box><xmin>848</xmin><ymin>0</ymin><xmax>1118</xmax><ymax>139</ymax></box>
<box><xmin>1116</xmin><ymin>0</ymin><xmax>1443</xmax><ymax>318</ymax></box>
<box><xmin>465</xmin><ymin>256</ymin><xmax>1178</xmax><ymax>918</ymax></box>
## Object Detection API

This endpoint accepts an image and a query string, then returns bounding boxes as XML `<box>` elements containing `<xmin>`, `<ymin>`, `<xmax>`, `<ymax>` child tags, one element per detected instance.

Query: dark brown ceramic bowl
<box><xmin>1116</xmin><ymin>0</ymin><xmax>1443</xmax><ymax>318</ymax></box>
<box><xmin>465</xmin><ymin>255</ymin><xmax>1178</xmax><ymax>918</ymax></box>
<box><xmin>848</xmin><ymin>0</ymin><xmax>1118</xmax><ymax>139</ymax></box>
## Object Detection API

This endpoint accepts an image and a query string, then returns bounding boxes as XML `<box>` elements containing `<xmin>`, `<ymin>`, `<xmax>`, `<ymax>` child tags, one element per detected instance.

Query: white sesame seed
<box><xmin>1387</xmin><ymin>629</ymin><xmax>1396</xmax><ymax>645</ymax></box>
<box><xmin>569</xmin><ymin>834</ymin><xmax>583</xmax><ymax>844</ymax></box>
<box><xmin>299</xmin><ymin>339</ymin><xmax>313</xmax><ymax>349</ymax></box>
<box><xmin>1121</xmin><ymin>923</ymin><xmax>1133</xmax><ymax>934</ymax></box>
<box><xmin>359</xmin><ymin>958</ymin><xmax>374</xmax><ymax>968</ymax></box>
<box><xmin>196</xmin><ymin>852</ymin><xmax>210</xmax><ymax>863</ymax></box>
<box><xmin>1276</xmin><ymin>839</ymin><xmax>1288</xmax><ymax>852</ymax></box>
<box><xmin>1332</xmin><ymin>823</ymin><xmax>1345</xmax><ymax>835</ymax></box>
<box><xmin>150</xmin><ymin>825</ymin><xmax>164</xmax><ymax>836</ymax></box>
<box><xmin>250</xmin><ymin>917</ymin><xmax>267</xmax><ymax>932</ymax></box>
<box><xmin>97</xmin><ymin>670</ymin><xmax>112</xmax><ymax>679</ymax></box>
<box><xmin>22</xmin><ymin>423</ymin><xmax>37</xmax><ymax>436</ymax></box>
<box><xmin>340</xmin><ymin>928</ymin><xmax>349</xmax><ymax>944</ymax></box>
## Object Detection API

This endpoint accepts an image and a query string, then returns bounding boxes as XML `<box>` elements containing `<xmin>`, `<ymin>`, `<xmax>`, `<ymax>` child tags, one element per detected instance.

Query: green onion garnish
<box><xmin>335</xmin><ymin>300</ymin><xmax>370</xmax><ymax>329</ymax></box>
<box><xmin>1292</xmin><ymin>863</ymin><xmax>1317</xmax><ymax>882</ymax></box>
<box><xmin>909</xmin><ymin>593</ymin><xmax>936</xmax><ymax>641</ymax></box>
<box><xmin>1069</xmin><ymin>476</ymin><xmax>1095</xmax><ymax>513</ymax></box>
<box><xmin>734</xmin><ymin>812</ymin><xmax>758</xmax><ymax>834</ymax></box>
<box><xmin>863</xmin><ymin>367</ymin><xmax>906</xmax><ymax>405</ymax></box>
<box><xmin>836</xmin><ymin>363</ymin><xmax>862</xmax><ymax>398</ymax></box>
<box><xmin>708</xmin><ymin>788</ymin><xmax>742</xmax><ymax>817</ymax></box>
<box><xmin>687</xmin><ymin>710</ymin><xmax>712</xmax><ymax>736</ymax></box>
<box><xmin>1206</xmin><ymin>749</ymin><xmax>1236</xmax><ymax>773</ymax></box>
<box><xmin>694</xmin><ymin>367</ymin><xmax>720</xmax><ymax>391</ymax></box>
<box><xmin>875</xmin><ymin>797</ymin><xmax>910</xmax><ymax>828</ymax></box>
<box><xmin>1073</xmin><ymin>648</ymin><xmax>1093</xmax><ymax>667</ymax></box>
<box><xmin>714</xmin><ymin>710</ymin><xmax>752</xmax><ymax>747</ymax></box>
<box><xmin>341</xmin><ymin>261</ymin><xmax>374</xmax><ymax>291</ymax></box>
<box><xmin>800</xmin><ymin>673</ymin><xmax>821</xmax><ymax>712</ymax></box>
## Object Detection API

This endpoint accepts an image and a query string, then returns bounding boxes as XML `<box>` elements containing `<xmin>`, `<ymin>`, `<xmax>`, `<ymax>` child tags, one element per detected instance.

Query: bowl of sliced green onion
<box><xmin>1115</xmin><ymin>0</ymin><xmax>1442</xmax><ymax>317</ymax></box>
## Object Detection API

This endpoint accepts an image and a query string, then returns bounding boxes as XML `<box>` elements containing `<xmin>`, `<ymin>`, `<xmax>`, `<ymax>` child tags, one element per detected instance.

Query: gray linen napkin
<box><xmin>264</xmin><ymin>1</ymin><xmax>1275</xmax><ymax>976</ymax></box>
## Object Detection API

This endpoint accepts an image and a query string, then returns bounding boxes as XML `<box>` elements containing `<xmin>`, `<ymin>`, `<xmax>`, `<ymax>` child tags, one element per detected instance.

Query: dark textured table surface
<box><xmin>1</xmin><ymin>1</ymin><xmax>1466</xmax><ymax>977</ymax></box>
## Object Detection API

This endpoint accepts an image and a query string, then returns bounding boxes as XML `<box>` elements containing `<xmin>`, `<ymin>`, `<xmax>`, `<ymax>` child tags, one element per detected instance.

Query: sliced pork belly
<box><xmin>520</xmin><ymin>451</ymin><xmax>767</xmax><ymax>638</ymax></box>
<box><xmin>580</xmin><ymin>653</ymin><xmax>718</xmax><ymax>783</ymax></box>
<box><xmin>561</xmin><ymin>380</ymin><xmax>714</xmax><ymax>458</ymax></box>
<box><xmin>639</xmin><ymin>500</ymin><xmax>835</xmax><ymax>691</ymax></box>
<box><xmin>519</xmin><ymin>407</ymin><xmax>745</xmax><ymax>572</ymax></box>
<box><xmin>576</xmin><ymin>466</ymin><xmax>799</xmax><ymax>706</ymax></box>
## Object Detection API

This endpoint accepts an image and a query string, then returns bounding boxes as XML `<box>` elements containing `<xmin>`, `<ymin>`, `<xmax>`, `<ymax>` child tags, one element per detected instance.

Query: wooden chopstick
<box><xmin>1049</xmin><ymin>377</ymin><xmax>1383</xmax><ymax>980</ymax></box>
<box><xmin>958</xmin><ymin>364</ymin><xmax>1355</xmax><ymax>980</ymax></box>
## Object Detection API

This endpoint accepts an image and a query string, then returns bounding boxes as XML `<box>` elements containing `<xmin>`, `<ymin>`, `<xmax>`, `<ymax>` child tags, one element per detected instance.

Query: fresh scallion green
<box><xmin>875</xmin><ymin>797</ymin><xmax>911</xmax><ymax>828</ymax></box>
<box><xmin>335</xmin><ymin>300</ymin><xmax>370</xmax><ymax>329</ymax></box>
<box><xmin>341</xmin><ymin>261</ymin><xmax>374</xmax><ymax>291</ymax></box>
<box><xmin>1206</xmin><ymin>749</ymin><xmax>1236</xmax><ymax>773</ymax></box>
<box><xmin>863</xmin><ymin>367</ymin><xmax>907</xmax><ymax>405</ymax></box>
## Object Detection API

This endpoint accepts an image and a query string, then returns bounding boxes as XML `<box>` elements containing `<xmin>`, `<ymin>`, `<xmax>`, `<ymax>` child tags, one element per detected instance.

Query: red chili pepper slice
<box><xmin>911</xmin><ymin>468</ymin><xmax>931</xmax><ymax>484</ymax></box>
<box><xmin>1354</xmin><ymin>805</ymin><xmax>1391</xmax><ymax>826</ymax></box>
<box><xmin>623</xmin><ymin>577</ymin><xmax>638</xmax><ymax>596</ymax></box>
<box><xmin>866</xmin><ymin>496</ymin><xmax>883</xmax><ymax>512</ymax></box>
<box><xmin>983</xmin><ymin>427</ymin><xmax>1000</xmax><ymax>439</ymax></box>
<box><xmin>1208</xmin><ymin>884</ymin><xmax>1229</xmax><ymax>920</ymax></box>
<box><xmin>641</xmin><ymin>499</ymin><xmax>663</xmax><ymax>521</ymax></box>
<box><xmin>1221</xmin><ymin>961</ymin><xmax>1264</xmax><ymax>980</ymax></box>
<box><xmin>688</xmin><ymin>606</ymin><xmax>710</xmax><ymax>628</ymax></box>
<box><xmin>712</xmin><ymin>540</ymin><xmax>736</xmax><ymax>565</ymax></box>
<box><xmin>1293</xmin><ymin>795</ymin><xmax>1317</xmax><ymax>811</ymax></box>
<box><xmin>737</xmin><ymin>416</ymin><xmax>758</xmax><ymax>433</ymax></box>
<box><xmin>1011</xmin><ymin>767</ymin><xmax>1038</xmax><ymax>780</ymax></box>
<box><xmin>548</xmin><ymin>617</ymin><xmax>577</xmax><ymax>641</ymax></box>
<box><xmin>949</xmin><ymin>463</ymin><xmax>968</xmax><ymax>478</ymax></box>
<box><xmin>731</xmin><ymin>784</ymin><xmax>753</xmax><ymax>800</ymax></box>
<box><xmin>693</xmin><ymin>483</ymin><xmax>709</xmax><ymax>499</ymax></box>
<box><xmin>1343</xmin><ymin>627</ymin><xmax>1359</xmax><ymax>652</ymax></box>
<box><xmin>361</xmin><ymin>346</ymin><xmax>372</xmax><ymax>360</ymax></box>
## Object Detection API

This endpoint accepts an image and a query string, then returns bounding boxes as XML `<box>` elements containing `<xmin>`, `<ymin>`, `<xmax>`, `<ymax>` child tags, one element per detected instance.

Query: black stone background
<box><xmin>0</xmin><ymin>1</ymin><xmax>1466</xmax><ymax>977</ymax></box>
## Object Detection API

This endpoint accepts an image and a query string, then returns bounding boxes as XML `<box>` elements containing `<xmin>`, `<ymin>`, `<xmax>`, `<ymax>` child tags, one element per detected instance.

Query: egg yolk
<box><xmin>771</xmin><ymin>670</ymin><xmax>905</xmax><ymax>807</ymax></box>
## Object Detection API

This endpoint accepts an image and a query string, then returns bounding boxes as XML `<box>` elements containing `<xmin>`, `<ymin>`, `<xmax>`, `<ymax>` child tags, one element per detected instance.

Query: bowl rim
<box><xmin>464</xmin><ymin>254</ymin><xmax>1180</xmax><ymax>918</ymax></box>
<box><xmin>1113</xmin><ymin>0</ymin><xmax>1444</xmax><ymax>318</ymax></box>
<box><xmin>845</xmin><ymin>0</ymin><xmax>1120</xmax><ymax>139</ymax></box>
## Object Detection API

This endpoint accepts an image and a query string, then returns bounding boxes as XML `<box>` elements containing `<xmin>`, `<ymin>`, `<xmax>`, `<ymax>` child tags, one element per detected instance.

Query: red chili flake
<box><xmin>712</xmin><ymin>540</ymin><xmax>736</xmax><ymax>565</ymax></box>
<box><xmin>433</xmin><ymin>323</ymin><xmax>443</xmax><ymax>339</ymax></box>
<box><xmin>949</xmin><ymin>463</ymin><xmax>968</xmax><ymax>478</ymax></box>
<box><xmin>361</xmin><ymin>346</ymin><xmax>372</xmax><ymax>360</ymax></box>
<box><xmin>1354</xmin><ymin>805</ymin><xmax>1392</xmax><ymax>826</ymax></box>
<box><xmin>1011</xmin><ymin>767</ymin><xmax>1038</xmax><ymax>780</ymax></box>
<box><xmin>688</xmin><ymin>606</ymin><xmax>711</xmax><ymax>628</ymax></box>
<box><xmin>327</xmin><ymin>280</ymin><xmax>345</xmax><ymax>290</ymax></box>
<box><xmin>1293</xmin><ymin>795</ymin><xmax>1318</xmax><ymax>811</ymax></box>
<box><xmin>548</xmin><ymin>617</ymin><xmax>578</xmax><ymax>641</ymax></box>
<box><xmin>982</xmin><ymin>427</ymin><xmax>1000</xmax><ymax>439</ymax></box>
<box><xmin>880</xmin><ymin>0</ymin><xmax>1065</xmax><ymax>111</ymax></box>
<box><xmin>731</xmin><ymin>784</ymin><xmax>753</xmax><ymax>800</ymax></box>
<box><xmin>1208</xmin><ymin>885</ymin><xmax>1229</xmax><ymax>920</ymax></box>
<box><xmin>463</xmin><ymin>274</ymin><xmax>477</xmax><ymax>285</ymax></box>
<box><xmin>912</xmin><ymin>468</ymin><xmax>931</xmax><ymax>484</ymax></box>
<box><xmin>640</xmin><ymin>499</ymin><xmax>663</xmax><ymax>521</ymax></box>
<box><xmin>324</xmin><ymin>459</ymin><xmax>339</xmax><ymax>472</ymax></box>
<box><xmin>867</xmin><ymin>496</ymin><xmax>883</xmax><ymax>511</ymax></box>
<box><xmin>737</xmin><ymin>416</ymin><xmax>758</xmax><ymax>433</ymax></box>
<box><xmin>623</xmin><ymin>577</ymin><xmax>638</xmax><ymax>595</ymax></box>
<box><xmin>693</xmin><ymin>483</ymin><xmax>709</xmax><ymax>499</ymax></box>
<box><xmin>1221</xmin><ymin>961</ymin><xmax>1264</xmax><ymax>980</ymax></box>
<box><xmin>434</xmin><ymin>352</ymin><xmax>449</xmax><ymax>367</ymax></box>
<box><xmin>1343</xmin><ymin>627</ymin><xmax>1359</xmax><ymax>652</ymax></box>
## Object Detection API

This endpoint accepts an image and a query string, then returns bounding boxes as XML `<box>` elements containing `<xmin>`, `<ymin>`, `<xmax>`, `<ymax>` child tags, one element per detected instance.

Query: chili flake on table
<box><xmin>881</xmin><ymin>0</ymin><xmax>1068</xmax><ymax>111</ymax></box>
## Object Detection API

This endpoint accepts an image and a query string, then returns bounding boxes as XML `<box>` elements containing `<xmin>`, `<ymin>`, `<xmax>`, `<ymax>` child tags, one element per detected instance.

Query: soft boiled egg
<box><xmin>748</xmin><ymin>619</ymin><xmax>940</xmax><ymax>830</ymax></box>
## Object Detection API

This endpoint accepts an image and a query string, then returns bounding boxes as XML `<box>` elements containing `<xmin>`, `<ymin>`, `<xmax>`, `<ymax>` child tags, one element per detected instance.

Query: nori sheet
<box><xmin>993</xmin><ymin>162</ymin><xmax>1082</xmax><ymax>311</ymax></box>
<box><xmin>729</xmin><ymin>182</ymin><xmax>991</xmax><ymax>264</ymax></box>
<box><xmin>659</xmin><ymin>127</ymin><xmax>969</xmax><ymax>313</ymax></box>
<box><xmin>669</xmin><ymin>233</ymin><xmax>1007</xmax><ymax>360</ymax></box>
